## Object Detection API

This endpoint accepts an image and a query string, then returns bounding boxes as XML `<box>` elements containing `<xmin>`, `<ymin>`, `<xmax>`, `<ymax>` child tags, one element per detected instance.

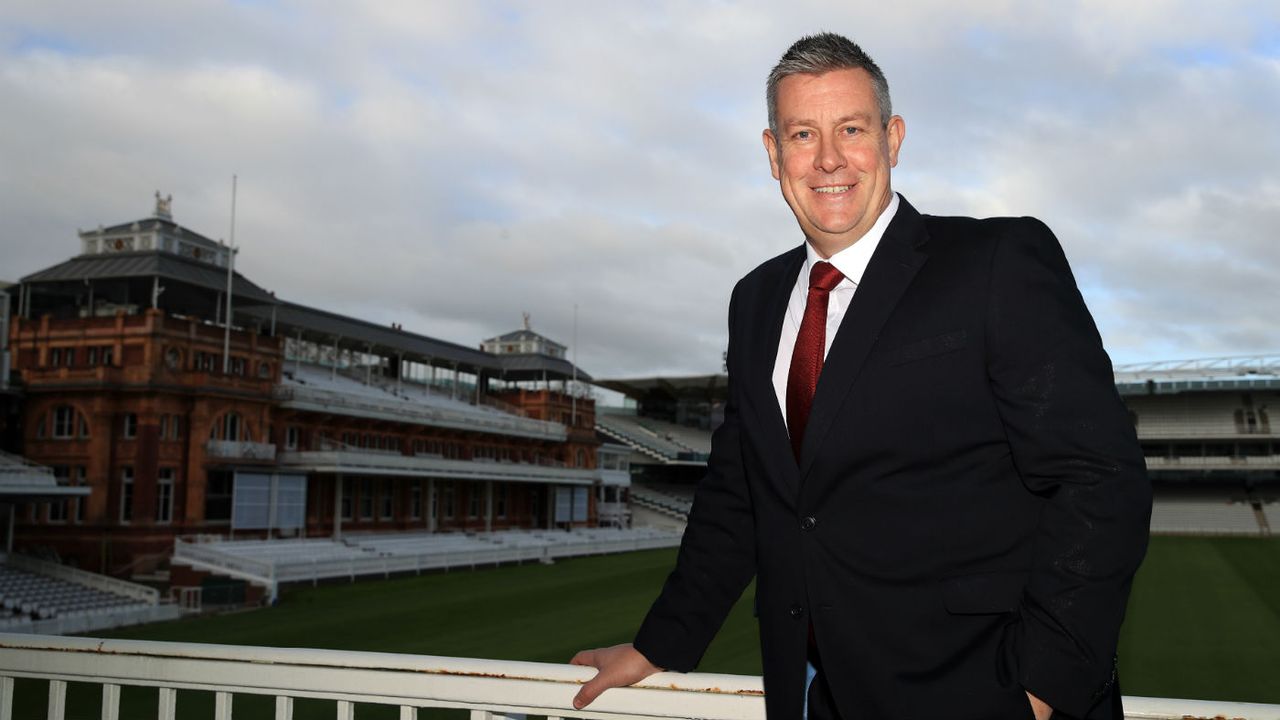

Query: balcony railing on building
<box><xmin>2</xmin><ymin>634</ymin><xmax>1278</xmax><ymax>720</ymax></box>
<box><xmin>205</xmin><ymin>439</ymin><xmax>278</xmax><ymax>462</ymax></box>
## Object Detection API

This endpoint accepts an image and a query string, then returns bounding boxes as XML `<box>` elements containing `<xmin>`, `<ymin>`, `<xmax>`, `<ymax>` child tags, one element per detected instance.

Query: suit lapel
<box><xmin>798</xmin><ymin>198</ymin><xmax>930</xmax><ymax>479</ymax></box>
<box><xmin>745</xmin><ymin>246</ymin><xmax>804</xmax><ymax>495</ymax></box>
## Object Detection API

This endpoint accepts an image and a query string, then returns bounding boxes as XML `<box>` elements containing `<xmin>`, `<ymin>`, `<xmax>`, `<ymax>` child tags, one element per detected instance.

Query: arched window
<box><xmin>49</xmin><ymin>405</ymin><xmax>90</xmax><ymax>440</ymax></box>
<box><xmin>210</xmin><ymin>412</ymin><xmax>244</xmax><ymax>442</ymax></box>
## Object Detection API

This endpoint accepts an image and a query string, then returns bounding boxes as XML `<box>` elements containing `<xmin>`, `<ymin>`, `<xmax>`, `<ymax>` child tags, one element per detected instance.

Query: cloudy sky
<box><xmin>2</xmin><ymin>1</ymin><xmax>1278</xmax><ymax>379</ymax></box>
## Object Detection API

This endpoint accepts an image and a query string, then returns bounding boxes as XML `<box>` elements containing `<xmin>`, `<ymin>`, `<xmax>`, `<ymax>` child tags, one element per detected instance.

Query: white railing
<box><xmin>205</xmin><ymin>440</ymin><xmax>278</xmax><ymax>461</ymax></box>
<box><xmin>1</xmin><ymin>634</ymin><xmax>1278</xmax><ymax>720</ymax></box>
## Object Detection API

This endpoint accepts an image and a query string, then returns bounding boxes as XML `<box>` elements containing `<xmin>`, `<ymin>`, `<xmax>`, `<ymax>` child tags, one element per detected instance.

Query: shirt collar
<box><xmin>803</xmin><ymin>191</ymin><xmax>900</xmax><ymax>288</ymax></box>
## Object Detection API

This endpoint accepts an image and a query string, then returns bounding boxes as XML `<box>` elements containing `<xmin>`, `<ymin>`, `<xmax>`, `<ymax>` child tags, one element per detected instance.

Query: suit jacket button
<box><xmin>789</xmin><ymin>605</ymin><xmax>804</xmax><ymax>618</ymax></box>
<box><xmin>800</xmin><ymin>516</ymin><xmax>817</xmax><ymax>531</ymax></box>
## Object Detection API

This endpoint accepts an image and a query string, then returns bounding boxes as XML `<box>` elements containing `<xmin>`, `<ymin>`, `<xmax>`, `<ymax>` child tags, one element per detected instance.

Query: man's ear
<box><xmin>886</xmin><ymin>115</ymin><xmax>905</xmax><ymax>168</ymax></box>
<box><xmin>763</xmin><ymin>129</ymin><xmax>782</xmax><ymax>181</ymax></box>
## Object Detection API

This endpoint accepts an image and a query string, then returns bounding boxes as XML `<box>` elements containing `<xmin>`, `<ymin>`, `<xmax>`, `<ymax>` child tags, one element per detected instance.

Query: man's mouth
<box><xmin>813</xmin><ymin>185</ymin><xmax>853</xmax><ymax>194</ymax></box>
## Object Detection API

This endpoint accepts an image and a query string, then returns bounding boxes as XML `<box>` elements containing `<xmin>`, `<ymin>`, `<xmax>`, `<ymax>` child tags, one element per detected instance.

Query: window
<box><xmin>576</xmin><ymin>449</ymin><xmax>586</xmax><ymax>468</ymax></box>
<box><xmin>165</xmin><ymin>347</ymin><xmax>182</xmax><ymax>369</ymax></box>
<box><xmin>410</xmin><ymin>480</ymin><xmax>422</xmax><ymax>520</ymax></box>
<box><xmin>285</xmin><ymin>426</ymin><xmax>300</xmax><ymax>450</ymax></box>
<box><xmin>50</xmin><ymin>348</ymin><xmax>62</xmax><ymax>366</ymax></box>
<box><xmin>87</xmin><ymin>348</ymin><xmax>98</xmax><ymax>365</ymax></box>
<box><xmin>495</xmin><ymin>483</ymin><xmax>507</xmax><ymax>518</ymax></box>
<box><xmin>122</xmin><ymin>413</ymin><xmax>138</xmax><ymax>439</ymax></box>
<box><xmin>64</xmin><ymin>348</ymin><xmax>75</xmax><ymax>366</ymax></box>
<box><xmin>205</xmin><ymin>470</ymin><xmax>233</xmax><ymax>522</ymax></box>
<box><xmin>156</xmin><ymin>469</ymin><xmax>175</xmax><ymax>523</ymax></box>
<box><xmin>120</xmin><ymin>467</ymin><xmax>135</xmax><ymax>523</ymax></box>
<box><xmin>160</xmin><ymin>414</ymin><xmax>169</xmax><ymax>441</ymax></box>
<box><xmin>169</xmin><ymin>415</ymin><xmax>181</xmax><ymax>440</ymax></box>
<box><xmin>72</xmin><ymin>466</ymin><xmax>85</xmax><ymax>523</ymax></box>
<box><xmin>53</xmin><ymin>406</ymin><xmax>76</xmax><ymax>438</ymax></box>
<box><xmin>468</xmin><ymin>485</ymin><xmax>481</xmax><ymax>518</ymax></box>
<box><xmin>359</xmin><ymin>478</ymin><xmax>374</xmax><ymax>520</ymax></box>
<box><xmin>442</xmin><ymin>481</ymin><xmax>455</xmax><ymax>519</ymax></box>
<box><xmin>49</xmin><ymin>466</ymin><xmax>70</xmax><ymax>523</ymax></box>
<box><xmin>210</xmin><ymin>412</ymin><xmax>243</xmax><ymax>442</ymax></box>
<box><xmin>340</xmin><ymin>479</ymin><xmax>353</xmax><ymax>521</ymax></box>
<box><xmin>230</xmin><ymin>356</ymin><xmax>246</xmax><ymax>376</ymax></box>
<box><xmin>380</xmin><ymin>479</ymin><xmax>394</xmax><ymax>520</ymax></box>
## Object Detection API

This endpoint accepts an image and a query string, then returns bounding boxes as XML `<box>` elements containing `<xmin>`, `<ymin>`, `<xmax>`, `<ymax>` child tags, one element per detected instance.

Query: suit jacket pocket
<box><xmin>942</xmin><ymin>570</ymin><xmax>1027</xmax><ymax>615</ymax></box>
<box><xmin>886</xmin><ymin>329</ymin><xmax>968</xmax><ymax>366</ymax></box>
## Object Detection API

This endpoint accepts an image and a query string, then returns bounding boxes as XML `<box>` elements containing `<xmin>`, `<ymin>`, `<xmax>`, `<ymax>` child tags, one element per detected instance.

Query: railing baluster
<box><xmin>336</xmin><ymin>699</ymin><xmax>354</xmax><ymax>720</ymax></box>
<box><xmin>157</xmin><ymin>687</ymin><xmax>177</xmax><ymax>720</ymax></box>
<box><xmin>468</xmin><ymin>712</ymin><xmax>490</xmax><ymax>720</ymax></box>
<box><xmin>275</xmin><ymin>696</ymin><xmax>294</xmax><ymax>720</ymax></box>
<box><xmin>214</xmin><ymin>691</ymin><xmax>233</xmax><ymax>720</ymax></box>
<box><xmin>0</xmin><ymin>677</ymin><xmax>13</xmax><ymax>720</ymax></box>
<box><xmin>397</xmin><ymin>706</ymin><xmax>416</xmax><ymax>720</ymax></box>
<box><xmin>47</xmin><ymin>680</ymin><xmax>67</xmax><ymax>720</ymax></box>
<box><xmin>100</xmin><ymin>684</ymin><xmax>121</xmax><ymax>720</ymax></box>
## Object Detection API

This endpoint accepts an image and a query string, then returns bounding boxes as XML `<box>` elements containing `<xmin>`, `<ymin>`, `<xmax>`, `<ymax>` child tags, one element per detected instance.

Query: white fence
<box><xmin>1</xmin><ymin>634</ymin><xmax>1278</xmax><ymax>720</ymax></box>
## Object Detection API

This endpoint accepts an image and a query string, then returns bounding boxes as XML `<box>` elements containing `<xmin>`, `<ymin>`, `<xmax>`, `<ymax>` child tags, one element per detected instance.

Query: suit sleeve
<box><xmin>633</xmin><ymin>285</ymin><xmax>757</xmax><ymax>672</ymax></box>
<box><xmin>985</xmin><ymin>219</ymin><xmax>1152</xmax><ymax>718</ymax></box>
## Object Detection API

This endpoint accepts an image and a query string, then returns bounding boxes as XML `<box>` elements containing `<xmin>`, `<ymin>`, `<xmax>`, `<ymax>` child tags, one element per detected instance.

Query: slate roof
<box><xmin>495</xmin><ymin>353</ymin><xmax>592</xmax><ymax>382</ymax></box>
<box><xmin>19</xmin><ymin>251</ymin><xmax>277</xmax><ymax>304</ymax></box>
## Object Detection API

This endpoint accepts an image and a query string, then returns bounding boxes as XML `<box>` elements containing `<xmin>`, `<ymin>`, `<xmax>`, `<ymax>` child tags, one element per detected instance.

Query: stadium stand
<box><xmin>596</xmin><ymin>411</ymin><xmax>710</xmax><ymax>463</ymax></box>
<box><xmin>630</xmin><ymin>482</ymin><xmax>694</xmax><ymax>521</ymax></box>
<box><xmin>281</xmin><ymin>364</ymin><xmax>564</xmax><ymax>441</ymax></box>
<box><xmin>0</xmin><ymin>555</ymin><xmax>178</xmax><ymax>634</ymax></box>
<box><xmin>172</xmin><ymin>527</ymin><xmax>682</xmax><ymax>597</ymax></box>
<box><xmin>1148</xmin><ymin>487</ymin><xmax>1265</xmax><ymax>535</ymax></box>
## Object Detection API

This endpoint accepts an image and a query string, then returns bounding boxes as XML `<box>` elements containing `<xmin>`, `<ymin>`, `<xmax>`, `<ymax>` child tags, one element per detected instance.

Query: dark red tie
<box><xmin>786</xmin><ymin>261</ymin><xmax>845</xmax><ymax>461</ymax></box>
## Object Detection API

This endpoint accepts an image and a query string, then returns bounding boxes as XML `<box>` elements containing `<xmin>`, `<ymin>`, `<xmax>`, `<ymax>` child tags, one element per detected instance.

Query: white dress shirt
<box><xmin>772</xmin><ymin>192</ymin><xmax>900</xmax><ymax>429</ymax></box>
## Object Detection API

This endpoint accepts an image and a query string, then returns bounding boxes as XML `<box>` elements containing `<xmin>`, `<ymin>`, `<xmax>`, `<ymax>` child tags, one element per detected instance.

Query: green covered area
<box><xmin>10</xmin><ymin>536</ymin><xmax>1280</xmax><ymax>717</ymax></box>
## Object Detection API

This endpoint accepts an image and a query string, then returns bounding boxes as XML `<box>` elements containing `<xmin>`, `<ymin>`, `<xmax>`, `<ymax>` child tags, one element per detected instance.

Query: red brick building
<box><xmin>6</xmin><ymin>197</ymin><xmax>601</xmax><ymax>576</ymax></box>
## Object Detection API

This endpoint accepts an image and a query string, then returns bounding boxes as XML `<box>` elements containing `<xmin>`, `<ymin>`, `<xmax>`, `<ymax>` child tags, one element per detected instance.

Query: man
<box><xmin>572</xmin><ymin>33</ymin><xmax>1150</xmax><ymax>720</ymax></box>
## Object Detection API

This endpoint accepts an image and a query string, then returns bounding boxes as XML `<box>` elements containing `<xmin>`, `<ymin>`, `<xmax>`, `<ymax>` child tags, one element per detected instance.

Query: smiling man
<box><xmin>571</xmin><ymin>33</ymin><xmax>1150</xmax><ymax>720</ymax></box>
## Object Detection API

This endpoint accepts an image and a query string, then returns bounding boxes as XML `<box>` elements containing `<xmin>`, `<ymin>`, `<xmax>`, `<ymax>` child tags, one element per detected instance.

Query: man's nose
<box><xmin>813</xmin><ymin>136</ymin><xmax>846</xmax><ymax>173</ymax></box>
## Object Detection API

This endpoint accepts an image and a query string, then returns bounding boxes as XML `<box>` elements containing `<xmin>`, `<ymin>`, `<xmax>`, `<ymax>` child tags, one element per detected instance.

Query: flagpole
<box><xmin>223</xmin><ymin>174</ymin><xmax>237</xmax><ymax>374</ymax></box>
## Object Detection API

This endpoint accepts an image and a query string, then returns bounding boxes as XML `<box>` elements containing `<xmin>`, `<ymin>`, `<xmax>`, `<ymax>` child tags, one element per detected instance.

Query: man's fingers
<box><xmin>569</xmin><ymin>649</ymin><xmax>595</xmax><ymax>667</ymax></box>
<box><xmin>573</xmin><ymin>669</ymin><xmax>617</xmax><ymax>710</ymax></box>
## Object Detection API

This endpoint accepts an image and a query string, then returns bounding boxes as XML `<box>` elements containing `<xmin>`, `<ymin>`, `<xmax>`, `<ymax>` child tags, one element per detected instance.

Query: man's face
<box><xmin>763</xmin><ymin>68</ymin><xmax>905</xmax><ymax>256</ymax></box>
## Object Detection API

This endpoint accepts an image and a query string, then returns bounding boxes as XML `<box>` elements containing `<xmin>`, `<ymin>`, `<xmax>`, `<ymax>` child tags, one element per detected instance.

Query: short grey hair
<box><xmin>767</xmin><ymin>32</ymin><xmax>892</xmax><ymax>133</ymax></box>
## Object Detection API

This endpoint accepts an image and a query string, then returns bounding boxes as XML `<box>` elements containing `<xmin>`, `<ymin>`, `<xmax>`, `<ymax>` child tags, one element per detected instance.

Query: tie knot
<box><xmin>809</xmin><ymin>261</ymin><xmax>845</xmax><ymax>292</ymax></box>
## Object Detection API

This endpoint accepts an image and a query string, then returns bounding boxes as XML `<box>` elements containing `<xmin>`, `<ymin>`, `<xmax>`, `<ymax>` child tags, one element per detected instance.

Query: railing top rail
<box><xmin>1</xmin><ymin>634</ymin><xmax>1277</xmax><ymax>719</ymax></box>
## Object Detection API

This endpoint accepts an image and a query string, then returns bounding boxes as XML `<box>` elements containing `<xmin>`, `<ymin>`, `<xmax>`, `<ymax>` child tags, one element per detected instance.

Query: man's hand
<box><xmin>1027</xmin><ymin>690</ymin><xmax>1053</xmax><ymax>720</ymax></box>
<box><xmin>570</xmin><ymin>643</ymin><xmax>662</xmax><ymax>709</ymax></box>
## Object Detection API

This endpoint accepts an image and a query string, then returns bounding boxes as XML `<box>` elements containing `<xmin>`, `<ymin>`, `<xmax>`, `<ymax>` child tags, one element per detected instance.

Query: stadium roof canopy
<box><xmin>240</xmin><ymin>302</ymin><xmax>592</xmax><ymax>381</ymax></box>
<box><xmin>242</xmin><ymin>300</ymin><xmax>498</xmax><ymax>374</ymax></box>
<box><xmin>1113</xmin><ymin>354</ymin><xmax>1280</xmax><ymax>396</ymax></box>
<box><xmin>594</xmin><ymin>374</ymin><xmax>728</xmax><ymax>402</ymax></box>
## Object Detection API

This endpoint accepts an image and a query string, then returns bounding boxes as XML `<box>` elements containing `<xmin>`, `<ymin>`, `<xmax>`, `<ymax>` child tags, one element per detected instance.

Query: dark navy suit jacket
<box><xmin>633</xmin><ymin>196</ymin><xmax>1151</xmax><ymax>720</ymax></box>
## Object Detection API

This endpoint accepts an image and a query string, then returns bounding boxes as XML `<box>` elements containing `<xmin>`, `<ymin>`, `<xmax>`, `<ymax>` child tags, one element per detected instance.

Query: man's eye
<box><xmin>794</xmin><ymin>130</ymin><xmax>812</xmax><ymax>140</ymax></box>
<box><xmin>843</xmin><ymin>126</ymin><xmax>860</xmax><ymax>136</ymax></box>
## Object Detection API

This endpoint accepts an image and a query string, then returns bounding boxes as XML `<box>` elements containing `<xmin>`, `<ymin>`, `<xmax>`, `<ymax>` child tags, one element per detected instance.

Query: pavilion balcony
<box><xmin>1</xmin><ymin>634</ymin><xmax>1277</xmax><ymax>720</ymax></box>
<box><xmin>205</xmin><ymin>440</ymin><xmax>278</xmax><ymax>462</ymax></box>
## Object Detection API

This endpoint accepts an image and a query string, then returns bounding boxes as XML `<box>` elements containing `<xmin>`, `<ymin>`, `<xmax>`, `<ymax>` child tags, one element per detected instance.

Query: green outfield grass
<box><xmin>11</xmin><ymin>535</ymin><xmax>1280</xmax><ymax>717</ymax></box>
